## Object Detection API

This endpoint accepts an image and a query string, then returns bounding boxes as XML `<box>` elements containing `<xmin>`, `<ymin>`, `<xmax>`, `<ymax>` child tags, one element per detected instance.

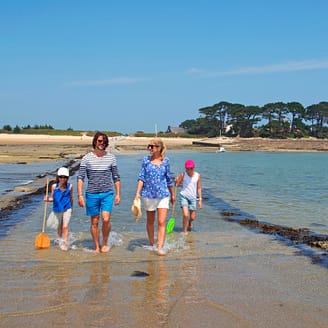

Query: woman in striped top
<box><xmin>77</xmin><ymin>131</ymin><xmax>121</xmax><ymax>253</ymax></box>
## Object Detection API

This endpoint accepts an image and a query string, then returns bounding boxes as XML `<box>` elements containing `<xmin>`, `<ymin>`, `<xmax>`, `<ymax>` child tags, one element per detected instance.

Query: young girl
<box><xmin>175</xmin><ymin>160</ymin><xmax>202</xmax><ymax>234</ymax></box>
<box><xmin>45</xmin><ymin>167</ymin><xmax>73</xmax><ymax>251</ymax></box>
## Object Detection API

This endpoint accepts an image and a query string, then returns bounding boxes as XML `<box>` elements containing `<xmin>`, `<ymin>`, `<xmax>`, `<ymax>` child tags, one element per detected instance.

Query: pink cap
<box><xmin>185</xmin><ymin>159</ymin><xmax>195</xmax><ymax>168</ymax></box>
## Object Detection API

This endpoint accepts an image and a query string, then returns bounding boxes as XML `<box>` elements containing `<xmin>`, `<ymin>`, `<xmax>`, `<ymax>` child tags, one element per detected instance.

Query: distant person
<box><xmin>77</xmin><ymin>131</ymin><xmax>121</xmax><ymax>253</ymax></box>
<box><xmin>134</xmin><ymin>137</ymin><xmax>175</xmax><ymax>256</ymax></box>
<box><xmin>45</xmin><ymin>167</ymin><xmax>73</xmax><ymax>251</ymax></box>
<box><xmin>175</xmin><ymin>160</ymin><xmax>202</xmax><ymax>233</ymax></box>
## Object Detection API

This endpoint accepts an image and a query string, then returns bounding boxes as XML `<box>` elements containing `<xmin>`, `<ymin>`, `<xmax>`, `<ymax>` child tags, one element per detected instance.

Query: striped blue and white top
<box><xmin>77</xmin><ymin>151</ymin><xmax>120</xmax><ymax>194</ymax></box>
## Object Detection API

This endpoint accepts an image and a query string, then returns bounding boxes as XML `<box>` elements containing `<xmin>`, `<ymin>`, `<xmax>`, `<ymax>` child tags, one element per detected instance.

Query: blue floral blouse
<box><xmin>138</xmin><ymin>156</ymin><xmax>174</xmax><ymax>199</ymax></box>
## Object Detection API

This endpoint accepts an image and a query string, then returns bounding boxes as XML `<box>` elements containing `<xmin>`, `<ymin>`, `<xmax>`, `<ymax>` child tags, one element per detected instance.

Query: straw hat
<box><xmin>131</xmin><ymin>198</ymin><xmax>142</xmax><ymax>220</ymax></box>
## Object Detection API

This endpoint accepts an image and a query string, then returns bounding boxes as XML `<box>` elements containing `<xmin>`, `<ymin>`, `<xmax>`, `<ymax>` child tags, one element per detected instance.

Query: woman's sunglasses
<box><xmin>97</xmin><ymin>139</ymin><xmax>106</xmax><ymax>144</ymax></box>
<box><xmin>147</xmin><ymin>144</ymin><xmax>159</xmax><ymax>150</ymax></box>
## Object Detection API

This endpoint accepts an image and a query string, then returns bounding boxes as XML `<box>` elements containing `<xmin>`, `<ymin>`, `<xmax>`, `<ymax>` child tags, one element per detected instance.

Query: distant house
<box><xmin>166</xmin><ymin>126</ymin><xmax>185</xmax><ymax>134</ymax></box>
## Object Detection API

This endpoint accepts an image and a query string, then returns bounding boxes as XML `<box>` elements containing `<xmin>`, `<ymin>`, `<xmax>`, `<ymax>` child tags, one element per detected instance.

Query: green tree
<box><xmin>13</xmin><ymin>125</ymin><xmax>21</xmax><ymax>133</ymax></box>
<box><xmin>262</xmin><ymin>102</ymin><xmax>289</xmax><ymax>138</ymax></box>
<box><xmin>306</xmin><ymin>102</ymin><xmax>328</xmax><ymax>137</ymax></box>
<box><xmin>226</xmin><ymin>104</ymin><xmax>262</xmax><ymax>137</ymax></box>
<box><xmin>179</xmin><ymin>119</ymin><xmax>198</xmax><ymax>131</ymax></box>
<box><xmin>198</xmin><ymin>105</ymin><xmax>220</xmax><ymax>136</ymax></box>
<box><xmin>286</xmin><ymin>102</ymin><xmax>305</xmax><ymax>134</ymax></box>
<box><xmin>3</xmin><ymin>124</ymin><xmax>12</xmax><ymax>131</ymax></box>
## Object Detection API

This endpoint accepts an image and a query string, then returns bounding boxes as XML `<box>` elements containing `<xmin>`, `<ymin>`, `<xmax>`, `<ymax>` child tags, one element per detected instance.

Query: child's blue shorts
<box><xmin>180</xmin><ymin>194</ymin><xmax>197</xmax><ymax>211</ymax></box>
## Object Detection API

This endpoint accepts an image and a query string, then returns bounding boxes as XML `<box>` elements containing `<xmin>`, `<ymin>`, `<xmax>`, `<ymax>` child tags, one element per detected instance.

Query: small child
<box><xmin>45</xmin><ymin>167</ymin><xmax>73</xmax><ymax>251</ymax></box>
<box><xmin>175</xmin><ymin>160</ymin><xmax>202</xmax><ymax>233</ymax></box>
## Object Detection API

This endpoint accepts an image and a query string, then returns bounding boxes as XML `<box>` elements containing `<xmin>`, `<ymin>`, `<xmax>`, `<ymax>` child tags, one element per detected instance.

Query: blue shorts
<box><xmin>180</xmin><ymin>194</ymin><xmax>197</xmax><ymax>211</ymax></box>
<box><xmin>85</xmin><ymin>191</ymin><xmax>114</xmax><ymax>216</ymax></box>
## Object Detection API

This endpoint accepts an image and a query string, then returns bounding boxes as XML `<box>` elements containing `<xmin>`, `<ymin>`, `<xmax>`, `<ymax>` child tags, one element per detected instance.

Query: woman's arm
<box><xmin>135</xmin><ymin>180</ymin><xmax>144</xmax><ymax>199</ymax></box>
<box><xmin>168</xmin><ymin>185</ymin><xmax>176</xmax><ymax>205</ymax></box>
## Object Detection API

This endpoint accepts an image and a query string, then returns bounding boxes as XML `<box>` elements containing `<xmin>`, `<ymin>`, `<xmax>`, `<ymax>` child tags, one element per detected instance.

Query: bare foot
<box><xmin>157</xmin><ymin>249</ymin><xmax>167</xmax><ymax>256</ymax></box>
<box><xmin>60</xmin><ymin>241</ymin><xmax>68</xmax><ymax>251</ymax></box>
<box><xmin>101</xmin><ymin>245</ymin><xmax>109</xmax><ymax>253</ymax></box>
<box><xmin>60</xmin><ymin>244</ymin><xmax>68</xmax><ymax>251</ymax></box>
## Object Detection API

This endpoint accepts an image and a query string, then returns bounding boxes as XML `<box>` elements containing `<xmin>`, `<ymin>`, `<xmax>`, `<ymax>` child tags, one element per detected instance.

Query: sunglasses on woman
<box><xmin>147</xmin><ymin>144</ymin><xmax>159</xmax><ymax>150</ymax></box>
<box><xmin>97</xmin><ymin>139</ymin><xmax>106</xmax><ymax>144</ymax></box>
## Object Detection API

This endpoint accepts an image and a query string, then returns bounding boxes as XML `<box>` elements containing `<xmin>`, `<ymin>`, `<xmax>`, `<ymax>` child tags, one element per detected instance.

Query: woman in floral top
<box><xmin>134</xmin><ymin>138</ymin><xmax>175</xmax><ymax>256</ymax></box>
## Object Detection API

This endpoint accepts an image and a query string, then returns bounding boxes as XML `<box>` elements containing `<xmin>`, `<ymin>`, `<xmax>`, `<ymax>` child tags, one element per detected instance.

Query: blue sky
<box><xmin>1</xmin><ymin>0</ymin><xmax>328</xmax><ymax>134</ymax></box>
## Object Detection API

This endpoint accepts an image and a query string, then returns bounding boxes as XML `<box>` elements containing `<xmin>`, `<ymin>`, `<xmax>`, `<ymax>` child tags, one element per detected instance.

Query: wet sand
<box><xmin>1</xmin><ymin>223</ymin><xmax>327</xmax><ymax>327</ymax></box>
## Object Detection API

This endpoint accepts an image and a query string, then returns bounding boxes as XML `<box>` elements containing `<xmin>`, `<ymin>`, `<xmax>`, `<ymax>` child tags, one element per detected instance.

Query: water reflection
<box><xmin>131</xmin><ymin>257</ymin><xmax>170</xmax><ymax>327</ymax></box>
<box><xmin>82</xmin><ymin>262</ymin><xmax>110</xmax><ymax>305</ymax></box>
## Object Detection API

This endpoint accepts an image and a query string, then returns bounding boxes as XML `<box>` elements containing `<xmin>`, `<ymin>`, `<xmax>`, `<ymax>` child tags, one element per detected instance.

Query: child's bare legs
<box><xmin>58</xmin><ymin>210</ymin><xmax>72</xmax><ymax>251</ymax></box>
<box><xmin>58</xmin><ymin>223</ymin><xmax>69</xmax><ymax>251</ymax></box>
<box><xmin>188</xmin><ymin>210</ymin><xmax>196</xmax><ymax>231</ymax></box>
<box><xmin>62</xmin><ymin>224</ymin><xmax>69</xmax><ymax>248</ymax></box>
<box><xmin>146</xmin><ymin>211</ymin><xmax>156</xmax><ymax>247</ymax></box>
<box><xmin>57</xmin><ymin>225</ymin><xmax>62</xmax><ymax>239</ymax></box>
<box><xmin>182</xmin><ymin>206</ymin><xmax>189</xmax><ymax>233</ymax></box>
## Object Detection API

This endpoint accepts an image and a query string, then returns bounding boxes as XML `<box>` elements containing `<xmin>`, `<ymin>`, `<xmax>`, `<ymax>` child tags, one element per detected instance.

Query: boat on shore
<box><xmin>217</xmin><ymin>146</ymin><xmax>226</xmax><ymax>153</ymax></box>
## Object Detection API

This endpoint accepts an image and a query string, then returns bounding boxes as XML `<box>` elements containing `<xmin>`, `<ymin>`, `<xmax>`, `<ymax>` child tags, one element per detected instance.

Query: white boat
<box><xmin>217</xmin><ymin>146</ymin><xmax>226</xmax><ymax>153</ymax></box>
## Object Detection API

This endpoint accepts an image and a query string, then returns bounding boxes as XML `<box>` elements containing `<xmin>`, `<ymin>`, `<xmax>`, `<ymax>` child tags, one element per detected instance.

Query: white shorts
<box><xmin>47</xmin><ymin>209</ymin><xmax>72</xmax><ymax>229</ymax></box>
<box><xmin>143</xmin><ymin>197</ymin><xmax>170</xmax><ymax>211</ymax></box>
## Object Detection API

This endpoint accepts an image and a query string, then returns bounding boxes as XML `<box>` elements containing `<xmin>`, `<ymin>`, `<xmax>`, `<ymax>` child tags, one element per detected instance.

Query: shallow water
<box><xmin>1</xmin><ymin>223</ymin><xmax>327</xmax><ymax>327</ymax></box>
<box><xmin>1</xmin><ymin>151</ymin><xmax>328</xmax><ymax>327</ymax></box>
<box><xmin>0</xmin><ymin>161</ymin><xmax>67</xmax><ymax>195</ymax></box>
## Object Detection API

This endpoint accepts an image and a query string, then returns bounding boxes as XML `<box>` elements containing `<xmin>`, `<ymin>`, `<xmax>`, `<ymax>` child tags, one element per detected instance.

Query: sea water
<box><xmin>110</xmin><ymin>151</ymin><xmax>328</xmax><ymax>236</ymax></box>
<box><xmin>0</xmin><ymin>161</ymin><xmax>68</xmax><ymax>196</ymax></box>
<box><xmin>186</xmin><ymin>151</ymin><xmax>328</xmax><ymax>234</ymax></box>
<box><xmin>1</xmin><ymin>151</ymin><xmax>327</xmax><ymax>238</ymax></box>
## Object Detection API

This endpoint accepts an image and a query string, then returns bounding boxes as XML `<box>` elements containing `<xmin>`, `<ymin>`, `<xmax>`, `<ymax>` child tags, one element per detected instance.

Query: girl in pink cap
<box><xmin>175</xmin><ymin>160</ymin><xmax>202</xmax><ymax>233</ymax></box>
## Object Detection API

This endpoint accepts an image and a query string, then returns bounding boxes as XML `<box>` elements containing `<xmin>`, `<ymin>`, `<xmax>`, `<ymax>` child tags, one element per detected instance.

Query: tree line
<box><xmin>2</xmin><ymin>101</ymin><xmax>328</xmax><ymax>138</ymax></box>
<box><xmin>179</xmin><ymin>101</ymin><xmax>328</xmax><ymax>138</ymax></box>
<box><xmin>2</xmin><ymin>124</ymin><xmax>55</xmax><ymax>133</ymax></box>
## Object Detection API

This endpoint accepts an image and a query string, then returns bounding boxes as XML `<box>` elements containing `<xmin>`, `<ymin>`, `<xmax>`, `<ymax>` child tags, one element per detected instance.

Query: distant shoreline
<box><xmin>1</xmin><ymin>133</ymin><xmax>328</xmax><ymax>233</ymax></box>
<box><xmin>1</xmin><ymin>134</ymin><xmax>328</xmax><ymax>165</ymax></box>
